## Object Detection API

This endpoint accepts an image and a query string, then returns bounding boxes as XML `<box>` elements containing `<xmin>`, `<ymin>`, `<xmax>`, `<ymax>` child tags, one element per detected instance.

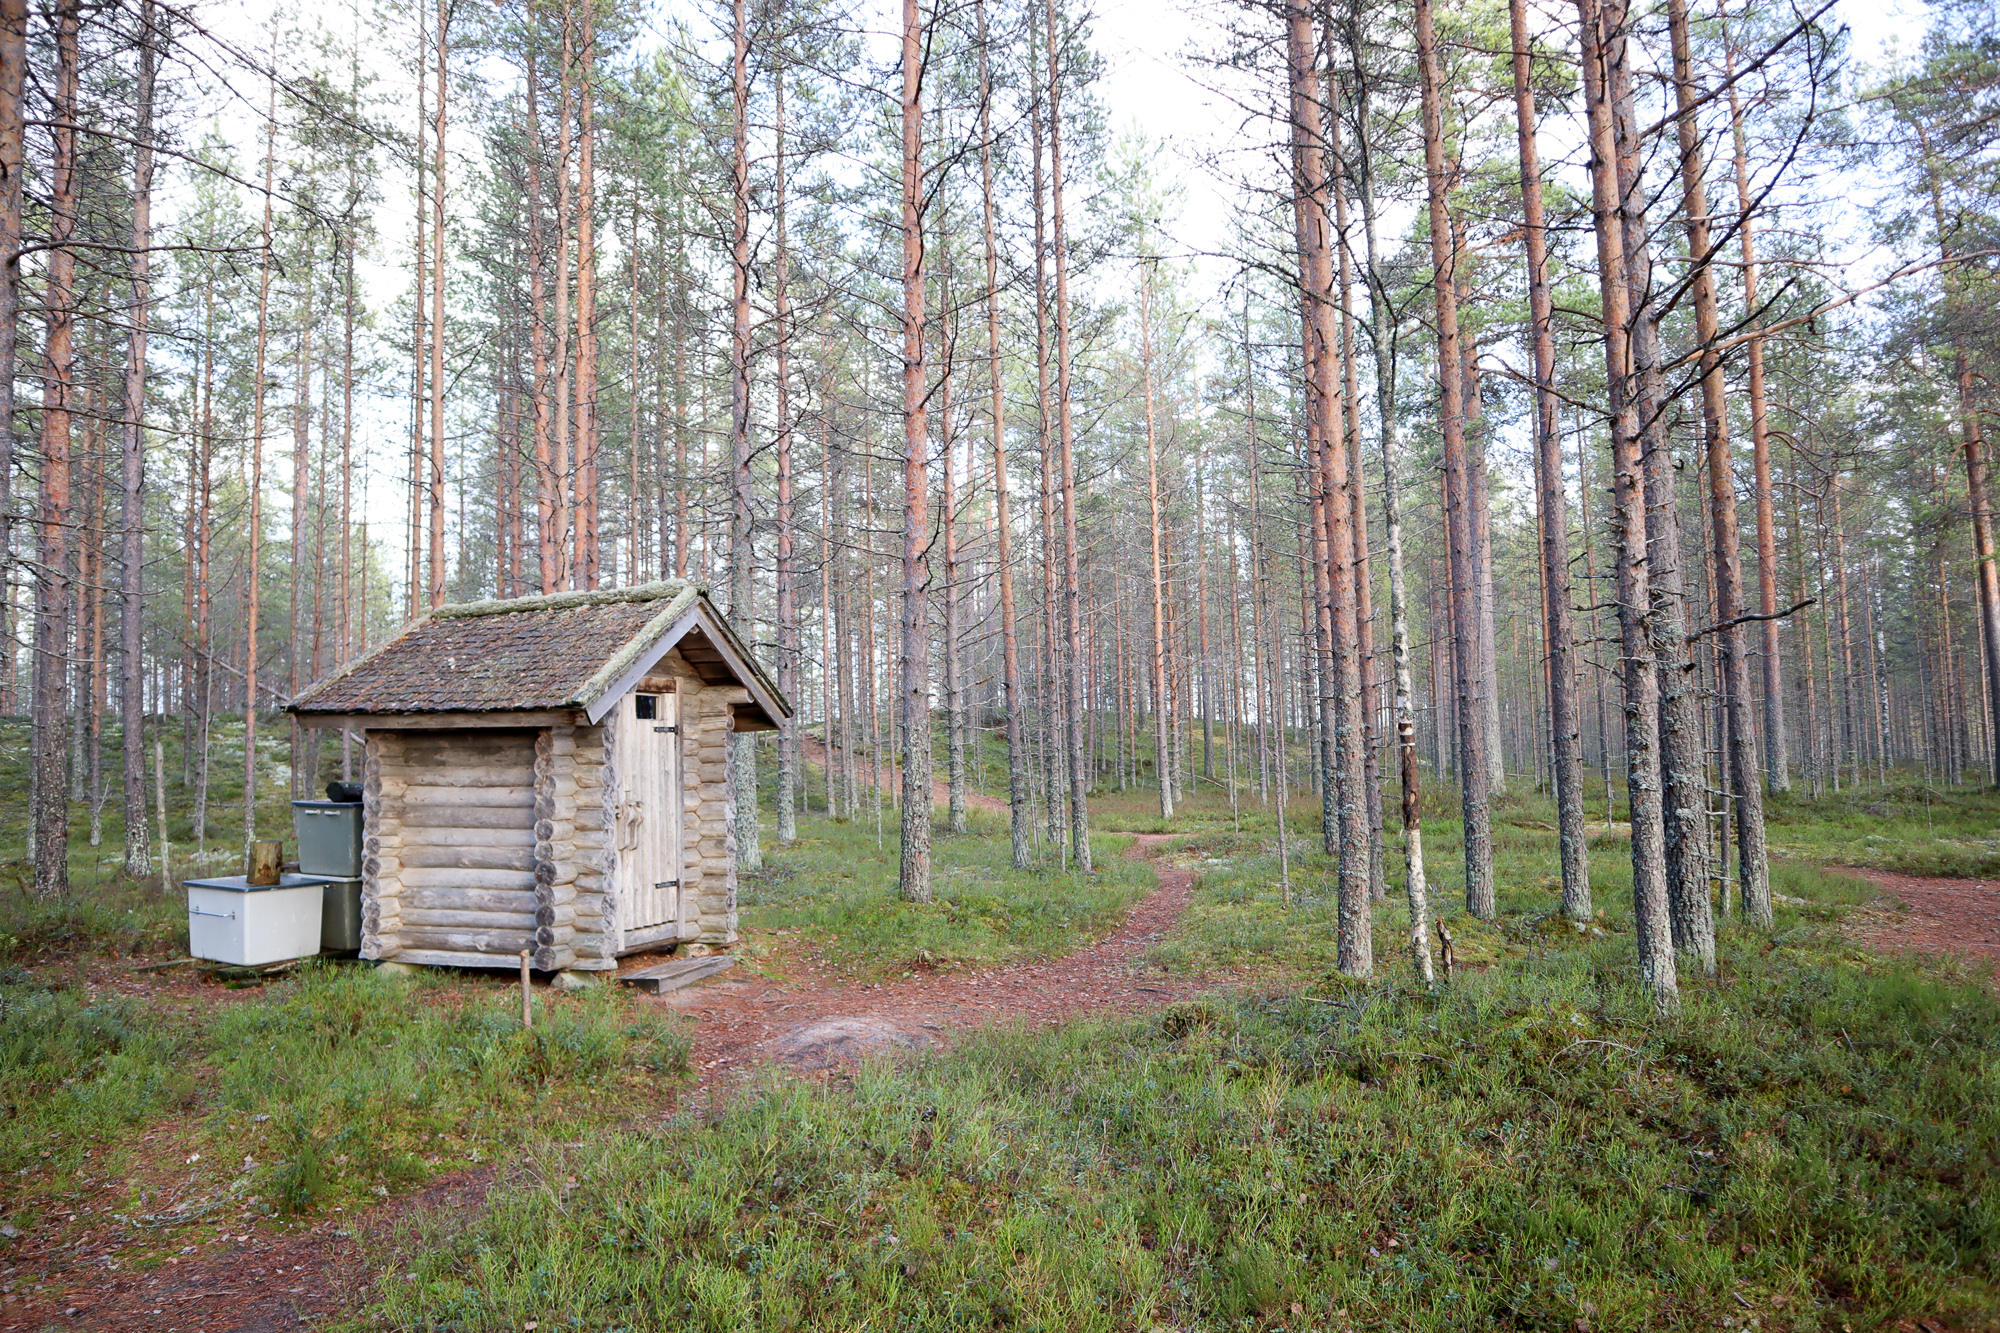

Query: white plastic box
<box><xmin>185</xmin><ymin>874</ymin><xmax>331</xmax><ymax>966</ymax></box>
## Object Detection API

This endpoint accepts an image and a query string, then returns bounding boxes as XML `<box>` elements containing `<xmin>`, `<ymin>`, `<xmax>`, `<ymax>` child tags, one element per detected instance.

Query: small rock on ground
<box><xmin>769</xmin><ymin>1015</ymin><xmax>932</xmax><ymax>1070</ymax></box>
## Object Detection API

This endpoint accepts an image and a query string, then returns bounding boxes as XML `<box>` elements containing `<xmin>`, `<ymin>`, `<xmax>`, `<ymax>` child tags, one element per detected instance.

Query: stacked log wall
<box><xmin>364</xmin><ymin>728</ymin><xmax>539</xmax><ymax>967</ymax></box>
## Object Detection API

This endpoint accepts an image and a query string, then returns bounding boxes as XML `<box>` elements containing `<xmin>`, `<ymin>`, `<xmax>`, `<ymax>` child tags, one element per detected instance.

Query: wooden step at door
<box><xmin>617</xmin><ymin>954</ymin><xmax>737</xmax><ymax>994</ymax></box>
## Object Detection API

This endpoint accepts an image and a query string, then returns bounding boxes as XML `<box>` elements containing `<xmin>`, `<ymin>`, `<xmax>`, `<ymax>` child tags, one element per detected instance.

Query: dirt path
<box><xmin>661</xmin><ymin>832</ymin><xmax>1205</xmax><ymax>1089</ymax></box>
<box><xmin>2</xmin><ymin>835</ymin><xmax>1201</xmax><ymax>1333</ymax></box>
<box><xmin>1840</xmin><ymin>867</ymin><xmax>2000</xmax><ymax>980</ymax></box>
<box><xmin>800</xmin><ymin>736</ymin><xmax>1010</xmax><ymax>818</ymax></box>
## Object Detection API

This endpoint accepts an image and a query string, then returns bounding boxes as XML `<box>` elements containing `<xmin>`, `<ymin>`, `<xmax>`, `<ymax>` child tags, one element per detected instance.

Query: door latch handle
<box><xmin>653</xmin><ymin>726</ymin><xmax>677</xmax><ymax>734</ymax></box>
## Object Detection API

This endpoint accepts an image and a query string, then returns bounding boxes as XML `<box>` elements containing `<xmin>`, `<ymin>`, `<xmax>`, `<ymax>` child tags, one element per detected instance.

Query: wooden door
<box><xmin>618</xmin><ymin>690</ymin><xmax>682</xmax><ymax>933</ymax></box>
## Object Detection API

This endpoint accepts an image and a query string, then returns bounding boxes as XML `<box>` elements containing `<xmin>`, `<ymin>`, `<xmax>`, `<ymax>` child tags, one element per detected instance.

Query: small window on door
<box><xmin>635</xmin><ymin>694</ymin><xmax>658</xmax><ymax>720</ymax></box>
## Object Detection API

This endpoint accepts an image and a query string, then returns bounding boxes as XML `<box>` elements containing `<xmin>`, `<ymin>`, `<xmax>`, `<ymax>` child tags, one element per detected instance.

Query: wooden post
<box><xmin>248</xmin><ymin>840</ymin><xmax>281</xmax><ymax>886</ymax></box>
<box><xmin>519</xmin><ymin>949</ymin><xmax>532</xmax><ymax>1028</ymax></box>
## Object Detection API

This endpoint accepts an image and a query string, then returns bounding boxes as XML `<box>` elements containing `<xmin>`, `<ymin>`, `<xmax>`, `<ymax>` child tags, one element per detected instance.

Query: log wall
<box><xmin>361</xmin><ymin>729</ymin><xmax>540</xmax><ymax>966</ymax></box>
<box><xmin>359</xmin><ymin>646</ymin><xmax>742</xmax><ymax>970</ymax></box>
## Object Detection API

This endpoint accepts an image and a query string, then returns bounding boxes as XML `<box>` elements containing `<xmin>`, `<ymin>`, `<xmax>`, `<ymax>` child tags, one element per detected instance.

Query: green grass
<box><xmin>1764</xmin><ymin>781</ymin><xmax>2000</xmax><ymax>878</ymax></box>
<box><xmin>0</xmin><ymin>961</ymin><xmax>690</xmax><ymax>1251</ymax></box>
<box><xmin>6</xmin><ymin>726</ymin><xmax>1999</xmax><ymax>1326</ymax></box>
<box><xmin>742</xmin><ymin>811</ymin><xmax>1151</xmax><ymax>978</ymax></box>
<box><xmin>358</xmin><ymin>919</ymin><xmax>2000</xmax><ymax>1332</ymax></box>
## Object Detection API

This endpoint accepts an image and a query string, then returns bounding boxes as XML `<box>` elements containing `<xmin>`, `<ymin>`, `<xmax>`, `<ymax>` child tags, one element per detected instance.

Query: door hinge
<box><xmin>655</xmin><ymin>880</ymin><xmax>680</xmax><ymax>890</ymax></box>
<box><xmin>654</xmin><ymin>725</ymin><xmax>678</xmax><ymax>734</ymax></box>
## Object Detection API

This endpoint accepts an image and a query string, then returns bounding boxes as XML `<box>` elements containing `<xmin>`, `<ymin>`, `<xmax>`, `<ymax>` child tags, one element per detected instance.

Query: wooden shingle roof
<box><xmin>289</xmin><ymin>582</ymin><xmax>791</xmax><ymax>726</ymax></box>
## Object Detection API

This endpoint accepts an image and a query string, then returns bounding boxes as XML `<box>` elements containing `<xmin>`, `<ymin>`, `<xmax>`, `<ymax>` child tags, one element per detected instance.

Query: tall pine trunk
<box><xmin>1348</xmin><ymin>15</ymin><xmax>1433</xmax><ymax>982</ymax></box>
<box><xmin>30</xmin><ymin>0</ymin><xmax>82</xmax><ymax>895</ymax></box>
<box><xmin>1290</xmin><ymin>1</ymin><xmax>1369</xmax><ymax>972</ymax></box>
<box><xmin>728</xmin><ymin>0</ymin><xmax>760</xmax><ymax>870</ymax></box>
<box><xmin>1579</xmin><ymin>0</ymin><xmax>1677</xmax><ymax>1010</ymax></box>
<box><xmin>1602</xmin><ymin>0</ymin><xmax>1713</xmax><ymax>970</ymax></box>
<box><xmin>120</xmin><ymin>3</ymin><xmax>158</xmax><ymax>876</ymax></box>
<box><xmin>1139</xmin><ymin>254</ymin><xmax>1173</xmax><ymax>821</ymax></box>
<box><xmin>897</xmin><ymin>0</ymin><xmax>934</xmax><ymax>902</ymax></box>
<box><xmin>1413</xmin><ymin>0</ymin><xmax>1494</xmax><ymax>921</ymax></box>
<box><xmin>774</xmin><ymin>68</ymin><xmax>798</xmax><ymax>845</ymax></box>
<box><xmin>244</xmin><ymin>62</ymin><xmax>277</xmax><ymax>861</ymax></box>
<box><xmin>427</xmin><ymin>0</ymin><xmax>448</xmax><ymax>608</ymax></box>
<box><xmin>978</xmin><ymin>0</ymin><xmax>1031</xmax><ymax>868</ymax></box>
<box><xmin>0</xmin><ymin>0</ymin><xmax>22</xmax><ymax>717</ymax></box>
<box><xmin>1509</xmin><ymin>0</ymin><xmax>1588</xmax><ymax>920</ymax></box>
<box><xmin>1723</xmin><ymin>43</ymin><xmax>1789</xmax><ymax>793</ymax></box>
<box><xmin>1046</xmin><ymin>0</ymin><xmax>1091</xmax><ymax>870</ymax></box>
<box><xmin>1670</xmin><ymin>0</ymin><xmax>1769</xmax><ymax>927</ymax></box>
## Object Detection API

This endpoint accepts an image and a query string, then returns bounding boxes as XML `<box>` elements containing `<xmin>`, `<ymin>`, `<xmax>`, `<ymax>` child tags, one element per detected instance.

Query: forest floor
<box><xmin>1840</xmin><ymin>866</ymin><xmax>2000</xmax><ymax>984</ymax></box>
<box><xmin>0</xmin><ymin>831</ymin><xmax>1209</xmax><ymax>1333</ymax></box>
<box><xmin>2</xmin><ymin>776</ymin><xmax>1998</xmax><ymax>1331</ymax></box>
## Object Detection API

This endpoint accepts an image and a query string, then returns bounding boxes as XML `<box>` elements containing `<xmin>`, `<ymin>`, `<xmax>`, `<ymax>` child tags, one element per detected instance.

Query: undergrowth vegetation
<box><xmin>0</xmin><ymin>962</ymin><xmax>689</xmax><ymax>1243</ymax></box>
<box><xmin>1763</xmin><ymin>781</ymin><xmax>2000</xmax><ymax>878</ymax></box>
<box><xmin>362</xmin><ymin>918</ymin><xmax>2000</xmax><ymax>1332</ymax></box>
<box><xmin>741</xmin><ymin>812</ymin><xmax>1149</xmax><ymax>977</ymax></box>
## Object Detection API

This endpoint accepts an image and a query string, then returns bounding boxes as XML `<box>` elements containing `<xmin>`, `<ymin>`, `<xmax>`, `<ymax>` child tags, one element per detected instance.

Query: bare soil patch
<box><xmin>1841</xmin><ymin>866</ymin><xmax>2000</xmax><ymax>985</ymax></box>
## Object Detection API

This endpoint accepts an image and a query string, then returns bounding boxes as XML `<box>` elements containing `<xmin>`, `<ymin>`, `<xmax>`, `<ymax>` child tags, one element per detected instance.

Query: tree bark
<box><xmin>897</xmin><ymin>0</ymin><xmax>933</xmax><ymax>902</ymax></box>
<box><xmin>1139</xmin><ymin>254</ymin><xmax>1173</xmax><ymax>822</ymax></box>
<box><xmin>1722</xmin><ymin>42</ymin><xmax>1789</xmax><ymax>793</ymax></box>
<box><xmin>523</xmin><ymin>1</ymin><xmax>558</xmax><ymax>593</ymax></box>
<box><xmin>728</xmin><ymin>0</ymin><xmax>760</xmax><ymax>870</ymax></box>
<box><xmin>978</xmin><ymin>0</ymin><xmax>1031</xmax><ymax>868</ymax></box>
<box><xmin>1046</xmin><ymin>0</ymin><xmax>1091</xmax><ymax>871</ymax></box>
<box><xmin>244</xmin><ymin>60</ymin><xmax>277</xmax><ymax>862</ymax></box>
<box><xmin>574</xmin><ymin>0</ymin><xmax>598</xmax><ymax>590</ymax></box>
<box><xmin>1347</xmin><ymin>15</ymin><xmax>1432</xmax><ymax>983</ymax></box>
<box><xmin>1579</xmin><ymin>0</ymin><xmax>1677</xmax><ymax>1010</ymax></box>
<box><xmin>30</xmin><ymin>0</ymin><xmax>82</xmax><ymax>895</ymax></box>
<box><xmin>1290</xmin><ymin>1</ymin><xmax>1369</xmax><ymax>972</ymax></box>
<box><xmin>774</xmin><ymin>67</ymin><xmax>798</xmax><ymax>845</ymax></box>
<box><xmin>1669</xmin><ymin>0</ymin><xmax>1770</xmax><ymax>929</ymax></box>
<box><xmin>1596</xmin><ymin>0</ymin><xmax>1713</xmax><ymax>969</ymax></box>
<box><xmin>1509</xmin><ymin>0</ymin><xmax>1589</xmax><ymax>920</ymax></box>
<box><xmin>427</xmin><ymin>0</ymin><xmax>448</xmax><ymax>608</ymax></box>
<box><xmin>0</xmin><ymin>0</ymin><xmax>22</xmax><ymax>718</ymax></box>
<box><xmin>1413</xmin><ymin>0</ymin><xmax>1494</xmax><ymax>921</ymax></box>
<box><xmin>1327</xmin><ymin>92</ymin><xmax>1386</xmax><ymax>903</ymax></box>
<box><xmin>121</xmin><ymin>0</ymin><xmax>158</xmax><ymax>877</ymax></box>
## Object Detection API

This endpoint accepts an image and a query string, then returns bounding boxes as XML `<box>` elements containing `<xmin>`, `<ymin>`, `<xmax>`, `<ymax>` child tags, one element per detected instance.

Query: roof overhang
<box><xmin>581</xmin><ymin>594</ymin><xmax>792</xmax><ymax>728</ymax></box>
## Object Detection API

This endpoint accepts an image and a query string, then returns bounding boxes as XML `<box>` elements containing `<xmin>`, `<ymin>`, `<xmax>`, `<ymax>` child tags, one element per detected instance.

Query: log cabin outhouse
<box><xmin>287</xmin><ymin>581</ymin><xmax>790</xmax><ymax>973</ymax></box>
